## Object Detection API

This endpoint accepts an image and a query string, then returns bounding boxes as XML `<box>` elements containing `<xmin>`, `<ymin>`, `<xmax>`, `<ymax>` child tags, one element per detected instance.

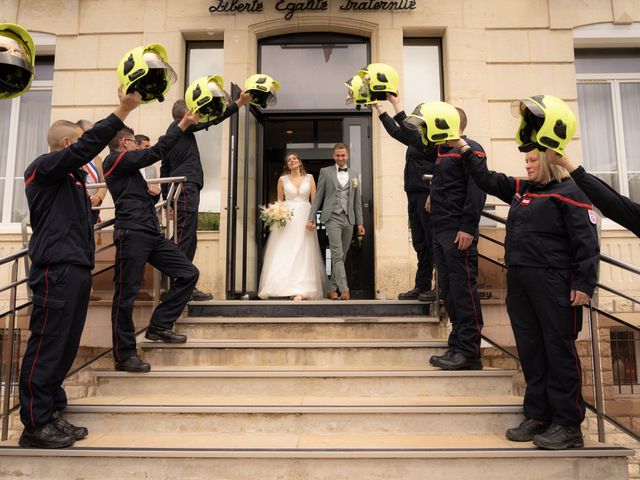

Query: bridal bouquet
<box><xmin>259</xmin><ymin>201</ymin><xmax>293</xmax><ymax>229</ymax></box>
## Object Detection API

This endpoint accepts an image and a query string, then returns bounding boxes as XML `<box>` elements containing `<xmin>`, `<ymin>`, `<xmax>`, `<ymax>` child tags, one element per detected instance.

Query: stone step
<box><xmin>64</xmin><ymin>394</ymin><xmax>523</xmax><ymax>435</ymax></box>
<box><xmin>0</xmin><ymin>434</ymin><xmax>630</xmax><ymax>480</ymax></box>
<box><xmin>175</xmin><ymin>316</ymin><xmax>445</xmax><ymax>340</ymax></box>
<box><xmin>94</xmin><ymin>366</ymin><xmax>515</xmax><ymax>397</ymax></box>
<box><xmin>188</xmin><ymin>300</ymin><xmax>433</xmax><ymax>318</ymax></box>
<box><xmin>137</xmin><ymin>338</ymin><xmax>449</xmax><ymax>367</ymax></box>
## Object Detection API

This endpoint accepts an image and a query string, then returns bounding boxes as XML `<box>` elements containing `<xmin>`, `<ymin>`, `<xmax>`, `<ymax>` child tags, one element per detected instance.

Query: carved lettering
<box><xmin>209</xmin><ymin>0</ymin><xmax>263</xmax><ymax>14</ymax></box>
<box><xmin>339</xmin><ymin>0</ymin><xmax>416</xmax><ymax>11</ymax></box>
<box><xmin>275</xmin><ymin>0</ymin><xmax>328</xmax><ymax>20</ymax></box>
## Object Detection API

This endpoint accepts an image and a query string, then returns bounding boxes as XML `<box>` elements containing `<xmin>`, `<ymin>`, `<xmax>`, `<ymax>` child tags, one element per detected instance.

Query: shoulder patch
<box><xmin>588</xmin><ymin>209</ymin><xmax>597</xmax><ymax>225</ymax></box>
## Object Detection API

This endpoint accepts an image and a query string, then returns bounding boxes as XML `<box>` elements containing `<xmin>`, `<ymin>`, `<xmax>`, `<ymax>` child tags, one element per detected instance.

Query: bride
<box><xmin>258</xmin><ymin>153</ymin><xmax>328</xmax><ymax>300</ymax></box>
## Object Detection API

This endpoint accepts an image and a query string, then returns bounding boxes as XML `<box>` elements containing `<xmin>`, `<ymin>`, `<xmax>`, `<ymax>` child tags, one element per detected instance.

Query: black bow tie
<box><xmin>338</xmin><ymin>167</ymin><xmax>348</xmax><ymax>172</ymax></box>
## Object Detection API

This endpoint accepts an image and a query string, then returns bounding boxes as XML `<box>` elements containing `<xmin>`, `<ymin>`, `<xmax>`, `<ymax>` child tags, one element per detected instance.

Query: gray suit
<box><xmin>309</xmin><ymin>165</ymin><xmax>363</xmax><ymax>293</ymax></box>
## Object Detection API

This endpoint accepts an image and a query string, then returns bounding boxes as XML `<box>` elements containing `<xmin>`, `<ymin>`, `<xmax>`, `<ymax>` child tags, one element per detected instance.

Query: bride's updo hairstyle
<box><xmin>282</xmin><ymin>152</ymin><xmax>307</xmax><ymax>175</ymax></box>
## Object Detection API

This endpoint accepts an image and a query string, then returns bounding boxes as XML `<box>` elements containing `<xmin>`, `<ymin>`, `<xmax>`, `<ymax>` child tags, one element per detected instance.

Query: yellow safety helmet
<box><xmin>244</xmin><ymin>73</ymin><xmax>279</xmax><ymax>108</ymax></box>
<box><xmin>185</xmin><ymin>75</ymin><xmax>230</xmax><ymax>123</ymax></box>
<box><xmin>117</xmin><ymin>43</ymin><xmax>176</xmax><ymax>104</ymax></box>
<box><xmin>513</xmin><ymin>94</ymin><xmax>576</xmax><ymax>156</ymax></box>
<box><xmin>345</xmin><ymin>74</ymin><xmax>375</xmax><ymax>110</ymax></box>
<box><xmin>405</xmin><ymin>101</ymin><xmax>461</xmax><ymax>145</ymax></box>
<box><xmin>358</xmin><ymin>63</ymin><xmax>399</xmax><ymax>101</ymax></box>
<box><xmin>0</xmin><ymin>23</ymin><xmax>35</xmax><ymax>100</ymax></box>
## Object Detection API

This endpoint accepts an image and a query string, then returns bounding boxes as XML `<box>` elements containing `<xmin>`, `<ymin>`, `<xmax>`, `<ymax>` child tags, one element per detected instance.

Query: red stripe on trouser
<box><xmin>177</xmin><ymin>192</ymin><xmax>187</xmax><ymax>246</ymax></box>
<box><xmin>113</xmin><ymin>229</ymin><xmax>124</xmax><ymax>361</ymax></box>
<box><xmin>465</xmin><ymin>250</ymin><xmax>481</xmax><ymax>357</ymax></box>
<box><xmin>571</xmin><ymin>306</ymin><xmax>585</xmax><ymax>421</ymax></box>
<box><xmin>27</xmin><ymin>266</ymin><xmax>50</xmax><ymax>427</ymax></box>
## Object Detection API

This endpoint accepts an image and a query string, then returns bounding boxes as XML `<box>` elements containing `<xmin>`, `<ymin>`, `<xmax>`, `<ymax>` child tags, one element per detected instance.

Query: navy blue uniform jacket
<box><xmin>464</xmin><ymin>151</ymin><xmax>600</xmax><ymax>296</ymax></box>
<box><xmin>24</xmin><ymin>113</ymin><xmax>125</xmax><ymax>268</ymax></box>
<box><xmin>160</xmin><ymin>103</ymin><xmax>239</xmax><ymax>211</ymax></box>
<box><xmin>104</xmin><ymin>124</ymin><xmax>185</xmax><ymax>235</ymax></box>
<box><xmin>378</xmin><ymin>110</ymin><xmax>436</xmax><ymax>193</ymax></box>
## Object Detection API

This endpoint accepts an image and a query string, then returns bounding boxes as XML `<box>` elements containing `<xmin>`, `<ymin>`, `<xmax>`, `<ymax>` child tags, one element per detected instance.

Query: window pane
<box><xmin>403</xmin><ymin>39</ymin><xmax>442</xmax><ymax>111</ymax></box>
<box><xmin>577</xmin><ymin>83</ymin><xmax>619</xmax><ymax>190</ymax></box>
<box><xmin>575</xmin><ymin>49</ymin><xmax>639</xmax><ymax>75</ymax></box>
<box><xmin>0</xmin><ymin>100</ymin><xmax>11</xmax><ymax>174</ymax></box>
<box><xmin>34</xmin><ymin>56</ymin><xmax>55</xmax><ymax>81</ymax></box>
<box><xmin>12</xmin><ymin>90</ymin><xmax>51</xmax><ymax>222</ymax></box>
<box><xmin>620</xmin><ymin>82</ymin><xmax>640</xmax><ymax>202</ymax></box>
<box><xmin>260</xmin><ymin>41</ymin><xmax>368</xmax><ymax>110</ymax></box>
<box><xmin>187</xmin><ymin>44</ymin><xmax>224</xmax><ymax>213</ymax></box>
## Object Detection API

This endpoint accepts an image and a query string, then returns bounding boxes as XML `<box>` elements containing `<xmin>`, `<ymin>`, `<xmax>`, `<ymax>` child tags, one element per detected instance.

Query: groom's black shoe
<box><xmin>327</xmin><ymin>291</ymin><xmax>339</xmax><ymax>301</ymax></box>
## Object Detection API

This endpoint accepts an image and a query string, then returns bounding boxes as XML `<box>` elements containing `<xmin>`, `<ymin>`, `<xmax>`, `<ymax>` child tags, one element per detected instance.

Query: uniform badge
<box><xmin>588</xmin><ymin>209</ymin><xmax>597</xmax><ymax>225</ymax></box>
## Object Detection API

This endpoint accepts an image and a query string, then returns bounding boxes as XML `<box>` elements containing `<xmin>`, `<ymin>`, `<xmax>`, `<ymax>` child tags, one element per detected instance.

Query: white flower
<box><xmin>352</xmin><ymin>178</ymin><xmax>359</xmax><ymax>189</ymax></box>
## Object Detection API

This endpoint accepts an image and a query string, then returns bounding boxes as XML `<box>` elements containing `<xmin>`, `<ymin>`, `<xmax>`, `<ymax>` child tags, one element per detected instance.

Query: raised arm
<box><xmin>546</xmin><ymin>150</ymin><xmax>640</xmax><ymax>237</ymax></box>
<box><xmin>30</xmin><ymin>89</ymin><xmax>140</xmax><ymax>182</ymax></box>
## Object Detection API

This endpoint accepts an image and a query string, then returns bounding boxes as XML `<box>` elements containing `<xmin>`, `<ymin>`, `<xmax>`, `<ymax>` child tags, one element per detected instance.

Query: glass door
<box><xmin>226</xmin><ymin>84</ymin><xmax>264</xmax><ymax>298</ymax></box>
<box><xmin>342</xmin><ymin>116</ymin><xmax>374</xmax><ymax>299</ymax></box>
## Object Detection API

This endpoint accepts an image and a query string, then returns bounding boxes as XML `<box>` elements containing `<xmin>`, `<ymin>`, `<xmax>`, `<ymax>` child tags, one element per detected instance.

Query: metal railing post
<box><xmin>2</xmin><ymin>261</ymin><xmax>19</xmax><ymax>441</ymax></box>
<box><xmin>589</xmin><ymin>302</ymin><xmax>607</xmax><ymax>442</ymax></box>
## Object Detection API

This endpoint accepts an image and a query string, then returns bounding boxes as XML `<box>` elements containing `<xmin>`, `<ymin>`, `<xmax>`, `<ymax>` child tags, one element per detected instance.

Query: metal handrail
<box><xmin>476</xmin><ymin>207</ymin><xmax>640</xmax><ymax>443</ymax></box>
<box><xmin>1</xmin><ymin>176</ymin><xmax>186</xmax><ymax>440</ymax></box>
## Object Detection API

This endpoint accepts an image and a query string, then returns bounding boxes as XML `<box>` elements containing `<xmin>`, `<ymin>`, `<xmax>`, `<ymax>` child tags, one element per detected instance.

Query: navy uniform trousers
<box><xmin>507</xmin><ymin>266</ymin><xmax>586</xmax><ymax>426</ymax></box>
<box><xmin>19</xmin><ymin>263</ymin><xmax>92</xmax><ymax>428</ymax></box>
<box><xmin>111</xmin><ymin>228</ymin><xmax>198</xmax><ymax>362</ymax></box>
<box><xmin>407</xmin><ymin>191</ymin><xmax>433</xmax><ymax>291</ymax></box>
<box><xmin>175</xmin><ymin>184</ymin><xmax>200</xmax><ymax>262</ymax></box>
<box><xmin>433</xmin><ymin>229</ymin><xmax>484</xmax><ymax>359</ymax></box>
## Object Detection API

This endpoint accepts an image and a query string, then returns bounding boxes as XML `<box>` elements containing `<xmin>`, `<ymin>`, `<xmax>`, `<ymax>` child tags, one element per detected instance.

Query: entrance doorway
<box><xmin>226</xmin><ymin>33</ymin><xmax>374</xmax><ymax>299</ymax></box>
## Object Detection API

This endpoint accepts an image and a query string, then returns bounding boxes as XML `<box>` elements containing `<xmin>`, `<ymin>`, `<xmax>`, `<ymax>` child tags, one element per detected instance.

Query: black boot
<box><xmin>115</xmin><ymin>354</ymin><xmax>151</xmax><ymax>373</ymax></box>
<box><xmin>19</xmin><ymin>423</ymin><xmax>75</xmax><ymax>448</ymax></box>
<box><xmin>51</xmin><ymin>411</ymin><xmax>88</xmax><ymax>441</ymax></box>
<box><xmin>190</xmin><ymin>288</ymin><xmax>213</xmax><ymax>301</ymax></box>
<box><xmin>506</xmin><ymin>418</ymin><xmax>551</xmax><ymax>442</ymax></box>
<box><xmin>417</xmin><ymin>290</ymin><xmax>437</xmax><ymax>302</ymax></box>
<box><xmin>429</xmin><ymin>350</ymin><xmax>454</xmax><ymax>366</ymax></box>
<box><xmin>398</xmin><ymin>288</ymin><xmax>421</xmax><ymax>300</ymax></box>
<box><xmin>432</xmin><ymin>352</ymin><xmax>482</xmax><ymax>370</ymax></box>
<box><xmin>145</xmin><ymin>325</ymin><xmax>187</xmax><ymax>343</ymax></box>
<box><xmin>533</xmin><ymin>423</ymin><xmax>584</xmax><ymax>450</ymax></box>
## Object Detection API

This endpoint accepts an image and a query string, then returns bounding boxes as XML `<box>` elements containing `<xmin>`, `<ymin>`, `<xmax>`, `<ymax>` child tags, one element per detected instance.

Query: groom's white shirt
<box><xmin>336</xmin><ymin>164</ymin><xmax>349</xmax><ymax>187</ymax></box>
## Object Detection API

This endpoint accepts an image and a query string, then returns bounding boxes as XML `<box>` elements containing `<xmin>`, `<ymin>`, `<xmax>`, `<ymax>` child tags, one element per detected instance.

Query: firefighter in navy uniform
<box><xmin>455</xmin><ymin>94</ymin><xmax>599</xmax><ymax>450</ymax></box>
<box><xmin>373</xmin><ymin>95</ymin><xmax>437</xmax><ymax>302</ymax></box>
<box><xmin>160</xmin><ymin>75</ymin><xmax>252</xmax><ymax>301</ymax></box>
<box><xmin>18</xmin><ymin>88</ymin><xmax>141</xmax><ymax>449</ymax></box>
<box><xmin>547</xmin><ymin>150</ymin><xmax>640</xmax><ymax>238</ymax></box>
<box><xmin>103</xmin><ymin>110</ymin><xmax>201</xmax><ymax>374</ymax></box>
<box><xmin>402</xmin><ymin>101</ymin><xmax>487</xmax><ymax>370</ymax></box>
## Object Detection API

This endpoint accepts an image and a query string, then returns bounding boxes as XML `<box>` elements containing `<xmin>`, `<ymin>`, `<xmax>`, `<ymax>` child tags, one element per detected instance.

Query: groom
<box><xmin>306</xmin><ymin>143</ymin><xmax>365</xmax><ymax>300</ymax></box>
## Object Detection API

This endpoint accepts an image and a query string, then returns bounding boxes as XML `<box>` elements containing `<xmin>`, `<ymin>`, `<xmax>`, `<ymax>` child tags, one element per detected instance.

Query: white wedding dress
<box><xmin>258</xmin><ymin>175</ymin><xmax>328</xmax><ymax>300</ymax></box>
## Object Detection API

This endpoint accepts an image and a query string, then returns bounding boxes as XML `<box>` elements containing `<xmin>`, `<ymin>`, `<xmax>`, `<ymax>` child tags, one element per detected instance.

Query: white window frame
<box><xmin>0</xmin><ymin>32</ymin><xmax>55</xmax><ymax>231</ymax></box>
<box><xmin>574</xmin><ymin>23</ymin><xmax>640</xmax><ymax>230</ymax></box>
<box><xmin>576</xmin><ymin>75</ymin><xmax>639</xmax><ymax>197</ymax></box>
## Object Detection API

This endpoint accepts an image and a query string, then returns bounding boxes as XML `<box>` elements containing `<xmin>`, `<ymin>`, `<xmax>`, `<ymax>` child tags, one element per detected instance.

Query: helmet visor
<box><xmin>143</xmin><ymin>51</ymin><xmax>177</xmax><ymax>85</ymax></box>
<box><xmin>0</xmin><ymin>33</ymin><xmax>33</xmax><ymax>72</ymax></box>
<box><xmin>511</xmin><ymin>98</ymin><xmax>544</xmax><ymax>119</ymax></box>
<box><xmin>207</xmin><ymin>80</ymin><xmax>231</xmax><ymax>103</ymax></box>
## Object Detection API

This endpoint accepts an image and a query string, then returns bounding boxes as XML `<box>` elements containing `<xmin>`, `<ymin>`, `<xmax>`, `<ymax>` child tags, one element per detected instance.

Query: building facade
<box><xmin>2</xmin><ymin>1</ymin><xmax>639</xmax><ymax>301</ymax></box>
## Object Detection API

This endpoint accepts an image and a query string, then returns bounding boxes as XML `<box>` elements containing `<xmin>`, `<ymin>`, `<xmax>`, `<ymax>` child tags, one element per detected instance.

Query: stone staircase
<box><xmin>0</xmin><ymin>300</ymin><xmax>631</xmax><ymax>479</ymax></box>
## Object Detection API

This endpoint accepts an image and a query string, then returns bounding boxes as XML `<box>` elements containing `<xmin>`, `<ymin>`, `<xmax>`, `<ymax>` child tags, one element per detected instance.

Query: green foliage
<box><xmin>197</xmin><ymin>212</ymin><xmax>220</xmax><ymax>231</ymax></box>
